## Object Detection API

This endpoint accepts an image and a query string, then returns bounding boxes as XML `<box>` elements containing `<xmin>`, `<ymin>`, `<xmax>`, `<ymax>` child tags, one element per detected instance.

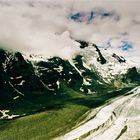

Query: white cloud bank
<box><xmin>0</xmin><ymin>0</ymin><xmax>140</xmax><ymax>62</ymax></box>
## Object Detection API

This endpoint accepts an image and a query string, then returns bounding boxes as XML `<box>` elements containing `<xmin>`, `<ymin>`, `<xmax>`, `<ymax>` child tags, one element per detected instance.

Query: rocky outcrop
<box><xmin>0</xmin><ymin>50</ymin><xmax>45</xmax><ymax>99</ymax></box>
<box><xmin>0</xmin><ymin>45</ymin><xmax>139</xmax><ymax>104</ymax></box>
<box><xmin>36</xmin><ymin>57</ymin><xmax>83</xmax><ymax>91</ymax></box>
<box><xmin>123</xmin><ymin>67</ymin><xmax>140</xmax><ymax>83</ymax></box>
<box><xmin>76</xmin><ymin>40</ymin><xmax>89</xmax><ymax>49</ymax></box>
<box><xmin>112</xmin><ymin>53</ymin><xmax>126</xmax><ymax>63</ymax></box>
<box><xmin>93</xmin><ymin>44</ymin><xmax>107</xmax><ymax>64</ymax></box>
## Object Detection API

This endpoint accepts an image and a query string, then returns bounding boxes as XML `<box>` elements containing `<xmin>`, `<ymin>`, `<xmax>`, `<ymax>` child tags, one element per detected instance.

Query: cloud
<box><xmin>0</xmin><ymin>2</ymin><xmax>80</xmax><ymax>60</ymax></box>
<box><xmin>0</xmin><ymin>0</ymin><xmax>139</xmax><ymax>63</ymax></box>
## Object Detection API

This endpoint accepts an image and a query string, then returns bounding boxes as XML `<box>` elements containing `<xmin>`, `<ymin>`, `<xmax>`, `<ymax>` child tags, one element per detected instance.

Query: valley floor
<box><xmin>0</xmin><ymin>87</ymin><xmax>138</xmax><ymax>140</ymax></box>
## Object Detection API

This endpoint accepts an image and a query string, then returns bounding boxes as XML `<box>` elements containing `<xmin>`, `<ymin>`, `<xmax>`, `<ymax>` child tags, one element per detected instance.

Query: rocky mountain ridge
<box><xmin>0</xmin><ymin>41</ymin><xmax>139</xmax><ymax>104</ymax></box>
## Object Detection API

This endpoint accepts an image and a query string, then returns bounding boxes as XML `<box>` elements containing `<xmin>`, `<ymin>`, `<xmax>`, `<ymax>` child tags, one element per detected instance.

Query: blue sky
<box><xmin>120</xmin><ymin>41</ymin><xmax>133</xmax><ymax>51</ymax></box>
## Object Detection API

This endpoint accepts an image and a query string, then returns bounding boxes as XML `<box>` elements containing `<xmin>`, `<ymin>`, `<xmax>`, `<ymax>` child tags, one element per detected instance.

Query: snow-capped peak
<box><xmin>77</xmin><ymin>42</ymin><xmax>135</xmax><ymax>81</ymax></box>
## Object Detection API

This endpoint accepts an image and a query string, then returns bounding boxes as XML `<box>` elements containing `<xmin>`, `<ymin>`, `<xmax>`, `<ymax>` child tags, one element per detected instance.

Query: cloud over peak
<box><xmin>0</xmin><ymin>0</ymin><xmax>140</xmax><ymax>63</ymax></box>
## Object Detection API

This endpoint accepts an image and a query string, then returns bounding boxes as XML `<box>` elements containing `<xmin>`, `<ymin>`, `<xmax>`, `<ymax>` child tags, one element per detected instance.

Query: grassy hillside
<box><xmin>0</xmin><ymin>87</ymin><xmax>133</xmax><ymax>140</ymax></box>
<box><xmin>0</xmin><ymin>104</ymin><xmax>88</xmax><ymax>140</ymax></box>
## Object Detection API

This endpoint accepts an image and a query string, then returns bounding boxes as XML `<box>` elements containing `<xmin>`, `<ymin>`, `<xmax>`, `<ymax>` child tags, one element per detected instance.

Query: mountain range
<box><xmin>0</xmin><ymin>40</ymin><xmax>140</xmax><ymax>111</ymax></box>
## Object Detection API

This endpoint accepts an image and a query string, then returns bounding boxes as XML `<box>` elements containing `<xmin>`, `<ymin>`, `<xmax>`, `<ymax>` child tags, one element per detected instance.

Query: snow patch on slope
<box><xmin>0</xmin><ymin>110</ymin><xmax>19</xmax><ymax>119</ymax></box>
<box><xmin>80</xmin><ymin>45</ymin><xmax>135</xmax><ymax>81</ymax></box>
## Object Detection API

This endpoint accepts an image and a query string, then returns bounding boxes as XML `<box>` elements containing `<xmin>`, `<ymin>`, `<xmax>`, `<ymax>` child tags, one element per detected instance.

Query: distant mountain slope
<box><xmin>0</xmin><ymin>41</ymin><xmax>139</xmax><ymax>103</ymax></box>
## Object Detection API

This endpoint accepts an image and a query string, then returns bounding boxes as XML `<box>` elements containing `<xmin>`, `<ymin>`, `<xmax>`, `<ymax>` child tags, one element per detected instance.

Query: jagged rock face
<box><xmin>76</xmin><ymin>40</ymin><xmax>89</xmax><ymax>49</ymax></box>
<box><xmin>0</xmin><ymin>41</ymin><xmax>140</xmax><ymax>102</ymax></box>
<box><xmin>124</xmin><ymin>67</ymin><xmax>140</xmax><ymax>83</ymax></box>
<box><xmin>36</xmin><ymin>57</ymin><xmax>83</xmax><ymax>91</ymax></box>
<box><xmin>0</xmin><ymin>50</ymin><xmax>45</xmax><ymax>99</ymax></box>
<box><xmin>0</xmin><ymin>46</ymin><xmax>108</xmax><ymax>99</ymax></box>
<box><xmin>34</xmin><ymin>53</ymin><xmax>108</xmax><ymax>94</ymax></box>
<box><xmin>76</xmin><ymin>41</ymin><xmax>107</xmax><ymax>64</ymax></box>
<box><xmin>0</xmin><ymin>49</ymin><xmax>9</xmax><ymax>87</ymax></box>
<box><xmin>76</xmin><ymin>41</ymin><xmax>138</xmax><ymax>84</ymax></box>
<box><xmin>0</xmin><ymin>49</ymin><xmax>18</xmax><ymax>104</ymax></box>
<box><xmin>112</xmin><ymin>53</ymin><xmax>126</xmax><ymax>63</ymax></box>
<box><xmin>0</xmin><ymin>49</ymin><xmax>7</xmax><ymax>63</ymax></box>
<box><xmin>93</xmin><ymin>44</ymin><xmax>107</xmax><ymax>64</ymax></box>
<box><xmin>73</xmin><ymin>55</ymin><xmax>105</xmax><ymax>92</ymax></box>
